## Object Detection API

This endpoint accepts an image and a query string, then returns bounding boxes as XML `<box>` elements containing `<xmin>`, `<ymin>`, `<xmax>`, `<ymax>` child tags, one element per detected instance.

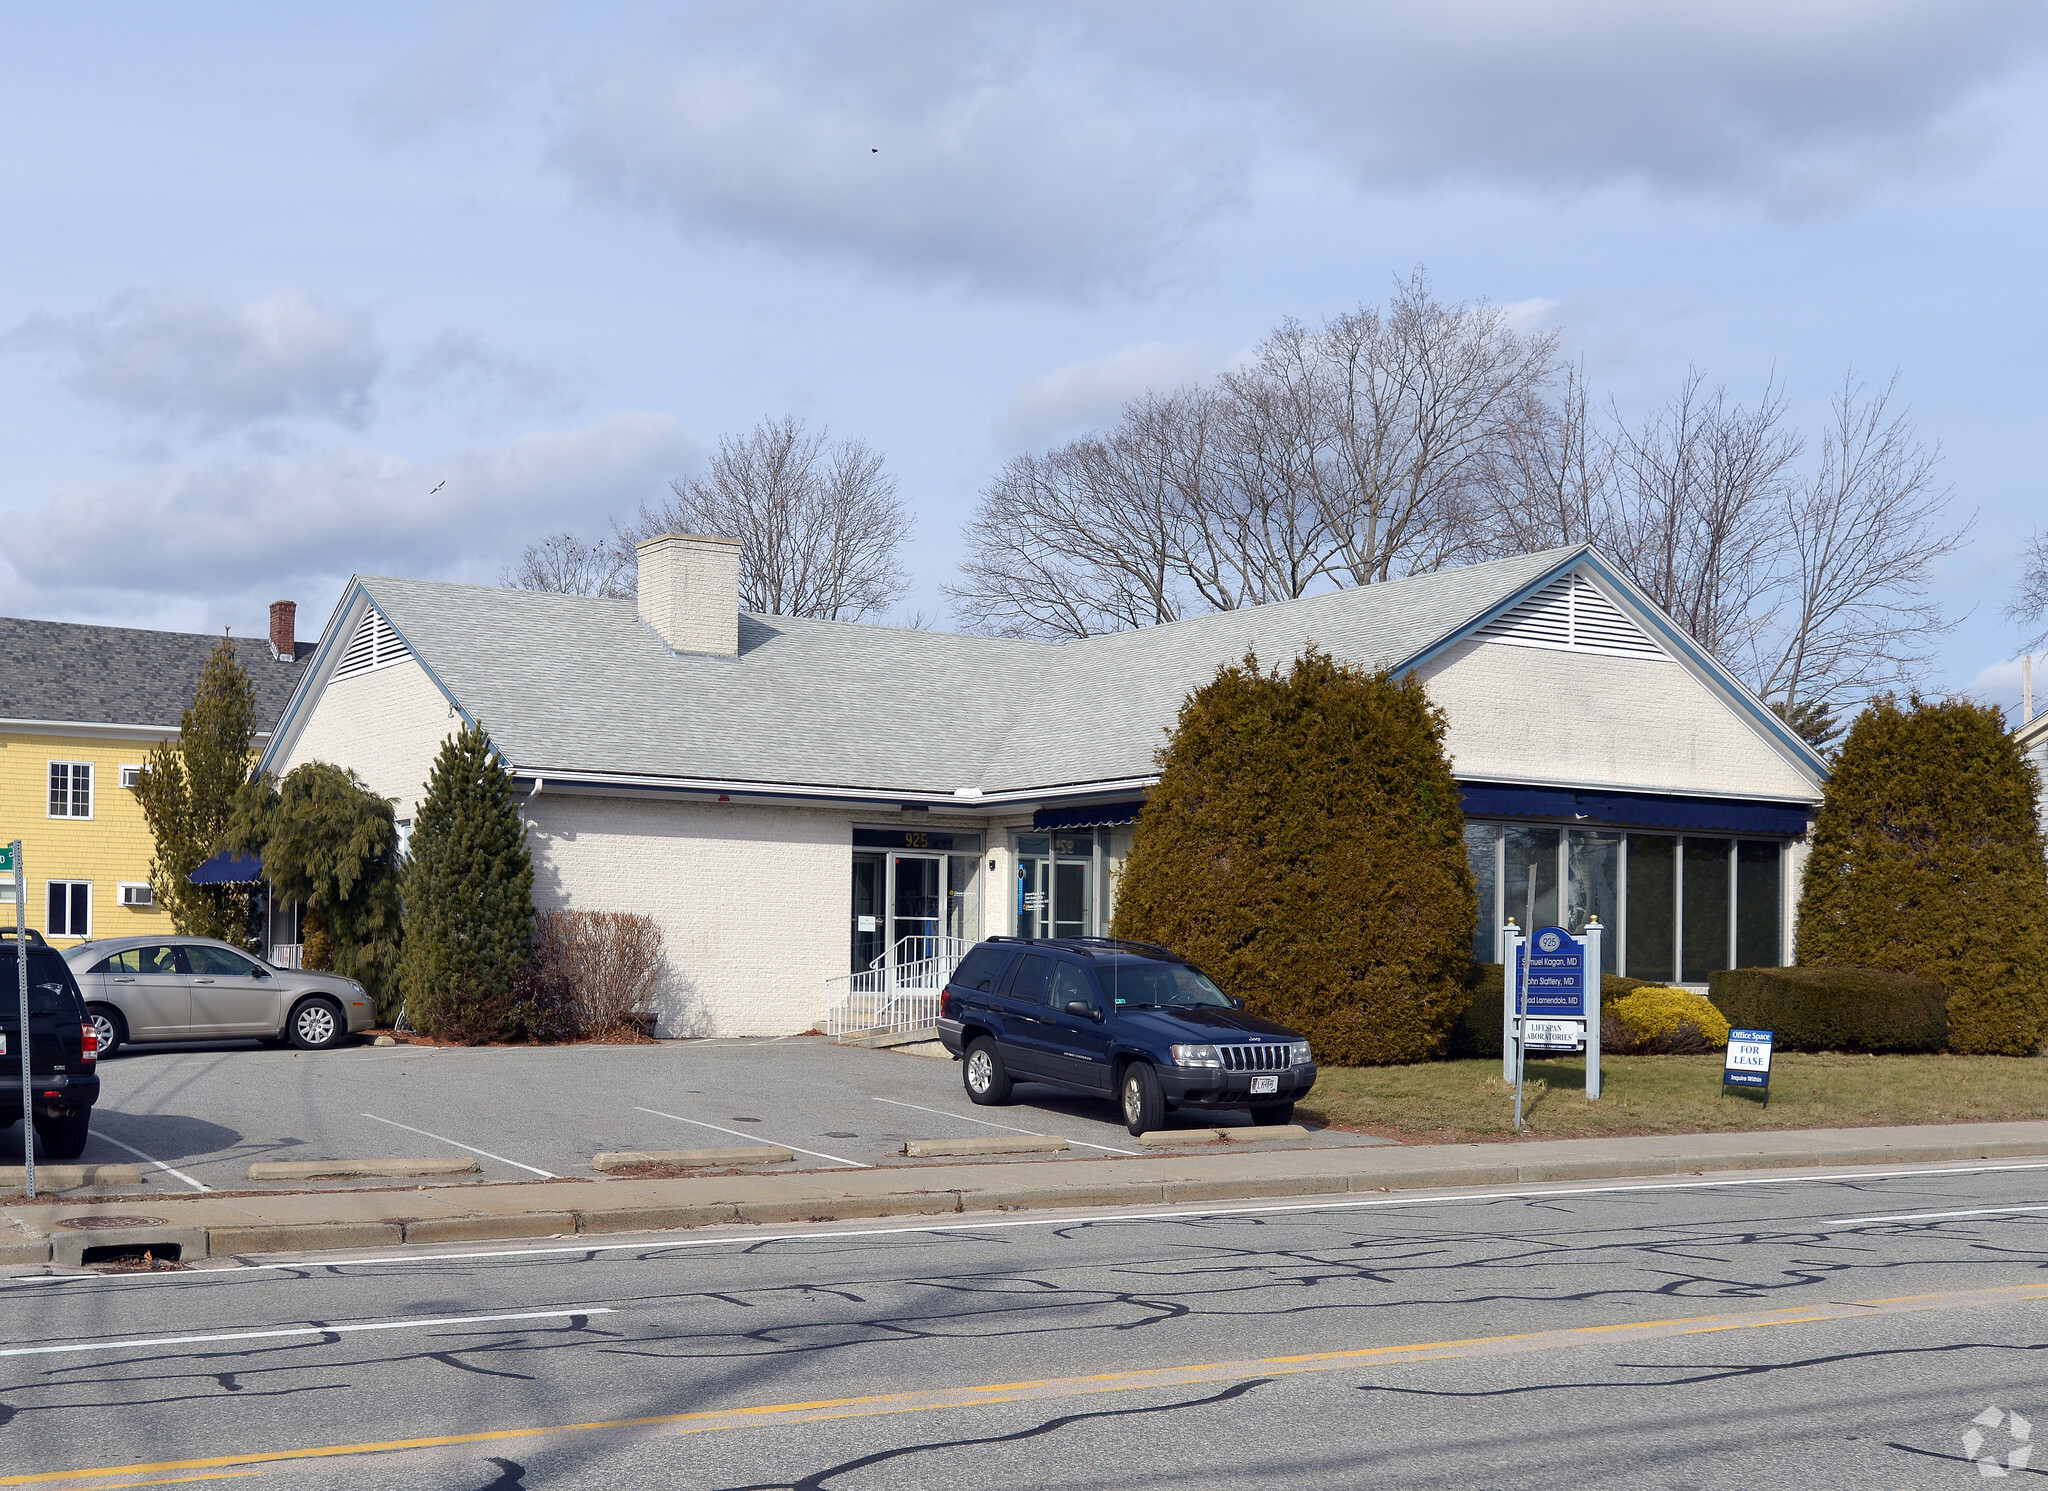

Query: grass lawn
<box><xmin>1298</xmin><ymin>1053</ymin><xmax>2048</xmax><ymax>1144</ymax></box>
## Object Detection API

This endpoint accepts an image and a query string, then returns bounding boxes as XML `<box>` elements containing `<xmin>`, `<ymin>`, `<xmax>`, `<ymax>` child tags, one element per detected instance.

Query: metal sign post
<box><xmin>4</xmin><ymin>842</ymin><xmax>28</xmax><ymax>1198</ymax></box>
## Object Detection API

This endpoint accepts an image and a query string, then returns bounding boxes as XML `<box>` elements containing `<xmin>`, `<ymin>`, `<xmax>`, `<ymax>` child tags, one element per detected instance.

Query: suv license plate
<box><xmin>1250</xmin><ymin>1075</ymin><xmax>1278</xmax><ymax>1094</ymax></box>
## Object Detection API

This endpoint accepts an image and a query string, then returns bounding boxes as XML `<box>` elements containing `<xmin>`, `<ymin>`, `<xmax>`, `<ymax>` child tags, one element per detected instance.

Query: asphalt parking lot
<box><xmin>0</xmin><ymin>1036</ymin><xmax>1390</xmax><ymax>1192</ymax></box>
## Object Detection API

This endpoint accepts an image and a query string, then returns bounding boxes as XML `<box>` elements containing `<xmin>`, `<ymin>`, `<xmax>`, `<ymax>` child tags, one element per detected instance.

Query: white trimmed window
<box><xmin>48</xmin><ymin>761</ymin><xmax>92</xmax><ymax>819</ymax></box>
<box><xmin>47</xmin><ymin>881</ymin><xmax>89</xmax><ymax>938</ymax></box>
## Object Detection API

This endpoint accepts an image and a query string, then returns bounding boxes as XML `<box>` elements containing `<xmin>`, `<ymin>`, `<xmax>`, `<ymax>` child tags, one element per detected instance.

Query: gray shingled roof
<box><xmin>354</xmin><ymin>548</ymin><xmax>1570</xmax><ymax>796</ymax></box>
<box><xmin>0</xmin><ymin>618</ymin><xmax>311</xmax><ymax>731</ymax></box>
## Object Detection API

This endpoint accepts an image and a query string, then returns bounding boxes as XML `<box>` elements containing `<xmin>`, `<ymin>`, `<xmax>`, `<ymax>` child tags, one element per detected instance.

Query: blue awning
<box><xmin>189</xmin><ymin>851</ymin><xmax>263</xmax><ymax>885</ymax></box>
<box><xmin>1033</xmin><ymin>800</ymin><xmax>1147</xmax><ymax>831</ymax></box>
<box><xmin>1458</xmin><ymin>784</ymin><xmax>1810</xmax><ymax>837</ymax></box>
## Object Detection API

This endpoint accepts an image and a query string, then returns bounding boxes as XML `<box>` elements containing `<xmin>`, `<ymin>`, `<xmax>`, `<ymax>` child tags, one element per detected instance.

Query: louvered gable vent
<box><xmin>330</xmin><ymin>606</ymin><xmax>411</xmax><ymax>681</ymax></box>
<box><xmin>1473</xmin><ymin>573</ymin><xmax>1666</xmax><ymax>660</ymax></box>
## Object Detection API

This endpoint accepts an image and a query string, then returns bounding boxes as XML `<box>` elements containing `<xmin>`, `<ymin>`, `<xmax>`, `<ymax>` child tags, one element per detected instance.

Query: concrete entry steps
<box><xmin>8</xmin><ymin>1120</ymin><xmax>2048</xmax><ymax>1269</ymax></box>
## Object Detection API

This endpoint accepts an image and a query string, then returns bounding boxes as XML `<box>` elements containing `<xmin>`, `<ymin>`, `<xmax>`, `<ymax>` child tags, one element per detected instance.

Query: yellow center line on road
<box><xmin>14</xmin><ymin>1282</ymin><xmax>2048</xmax><ymax>1487</ymax></box>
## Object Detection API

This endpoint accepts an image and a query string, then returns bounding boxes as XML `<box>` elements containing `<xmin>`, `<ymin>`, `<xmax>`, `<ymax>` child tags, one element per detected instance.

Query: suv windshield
<box><xmin>1093</xmin><ymin>958</ymin><xmax>1231</xmax><ymax>1009</ymax></box>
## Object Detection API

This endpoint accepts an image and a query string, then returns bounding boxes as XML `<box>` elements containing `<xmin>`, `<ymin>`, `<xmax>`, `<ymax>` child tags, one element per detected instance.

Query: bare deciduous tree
<box><xmin>946</xmin><ymin>274</ymin><xmax>1557</xmax><ymax>638</ymax></box>
<box><xmin>617</xmin><ymin>416</ymin><xmax>913</xmax><ymax>621</ymax></box>
<box><xmin>1745</xmin><ymin>373</ymin><xmax>1966</xmax><ymax>715</ymax></box>
<box><xmin>2008</xmin><ymin>529</ymin><xmax>2048</xmax><ymax>651</ymax></box>
<box><xmin>502</xmin><ymin>532</ymin><xmax>633</xmax><ymax>598</ymax></box>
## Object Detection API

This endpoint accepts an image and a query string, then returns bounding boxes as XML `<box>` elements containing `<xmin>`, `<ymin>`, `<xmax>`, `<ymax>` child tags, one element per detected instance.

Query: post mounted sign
<box><xmin>1724</xmin><ymin>1028</ymin><xmax>1774</xmax><ymax>1104</ymax></box>
<box><xmin>1518</xmin><ymin>926</ymin><xmax>1588</xmax><ymax>1050</ymax></box>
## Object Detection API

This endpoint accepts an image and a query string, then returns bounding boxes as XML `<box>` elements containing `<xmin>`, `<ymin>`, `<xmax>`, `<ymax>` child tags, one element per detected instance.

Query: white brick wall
<box><xmin>280</xmin><ymin>655</ymin><xmax>461</xmax><ymax>819</ymax></box>
<box><xmin>525</xmin><ymin>792</ymin><xmax>854</xmax><ymax>1037</ymax></box>
<box><xmin>1419</xmin><ymin>639</ymin><xmax>1817</xmax><ymax>802</ymax></box>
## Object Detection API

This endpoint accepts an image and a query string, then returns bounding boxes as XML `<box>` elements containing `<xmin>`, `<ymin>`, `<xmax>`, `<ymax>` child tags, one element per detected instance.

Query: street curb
<box><xmin>9</xmin><ymin>1127</ymin><xmax>2048</xmax><ymax>1266</ymax></box>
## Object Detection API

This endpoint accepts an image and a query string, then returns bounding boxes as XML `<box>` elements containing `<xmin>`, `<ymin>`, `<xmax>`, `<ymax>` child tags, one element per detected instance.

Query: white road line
<box><xmin>0</xmin><ymin>1307</ymin><xmax>614</xmax><ymax>1359</ymax></box>
<box><xmin>633</xmin><ymin>1106</ymin><xmax>869</xmax><ymax>1168</ymax></box>
<box><xmin>14</xmin><ymin>1158</ymin><xmax>2048</xmax><ymax>1289</ymax></box>
<box><xmin>871</xmin><ymin>1095</ymin><xmax>1142</xmax><ymax>1156</ymax></box>
<box><xmin>1823</xmin><ymin>1203</ymin><xmax>2048</xmax><ymax>1227</ymax></box>
<box><xmin>362</xmin><ymin>1114</ymin><xmax>556</xmax><ymax>1178</ymax></box>
<box><xmin>91</xmin><ymin>1131</ymin><xmax>210</xmax><ymax>1192</ymax></box>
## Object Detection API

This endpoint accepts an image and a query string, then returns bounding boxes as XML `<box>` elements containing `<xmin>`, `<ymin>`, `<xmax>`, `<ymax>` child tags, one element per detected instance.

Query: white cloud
<box><xmin>1965</xmin><ymin>652</ymin><xmax>2048</xmax><ymax>728</ymax></box>
<box><xmin>397</xmin><ymin>329</ymin><xmax>580</xmax><ymax>422</ymax></box>
<box><xmin>547</xmin><ymin>9</ymin><xmax>1248</xmax><ymax>298</ymax></box>
<box><xmin>995</xmin><ymin>341</ymin><xmax>1231</xmax><ymax>448</ymax></box>
<box><xmin>0</xmin><ymin>412</ymin><xmax>698</xmax><ymax>631</ymax></box>
<box><xmin>3</xmin><ymin>288</ymin><xmax>384</xmax><ymax>433</ymax></box>
<box><xmin>538</xmin><ymin>3</ymin><xmax>2044</xmax><ymax>296</ymax></box>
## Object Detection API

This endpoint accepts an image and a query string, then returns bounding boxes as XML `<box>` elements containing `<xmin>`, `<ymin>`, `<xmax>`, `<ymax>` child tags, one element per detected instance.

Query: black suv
<box><xmin>0</xmin><ymin>933</ymin><xmax>100</xmax><ymax>1160</ymax></box>
<box><xmin>936</xmin><ymin>937</ymin><xmax>1316</xmax><ymax>1136</ymax></box>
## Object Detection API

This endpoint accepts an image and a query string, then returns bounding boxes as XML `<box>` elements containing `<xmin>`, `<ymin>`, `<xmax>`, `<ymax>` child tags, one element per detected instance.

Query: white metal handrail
<box><xmin>826</xmin><ymin>936</ymin><xmax>972</xmax><ymax>1037</ymax></box>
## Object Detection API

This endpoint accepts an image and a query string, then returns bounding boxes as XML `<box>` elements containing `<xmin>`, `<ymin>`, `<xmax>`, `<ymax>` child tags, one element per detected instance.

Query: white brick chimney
<box><xmin>636</xmin><ymin>533</ymin><xmax>741</xmax><ymax>656</ymax></box>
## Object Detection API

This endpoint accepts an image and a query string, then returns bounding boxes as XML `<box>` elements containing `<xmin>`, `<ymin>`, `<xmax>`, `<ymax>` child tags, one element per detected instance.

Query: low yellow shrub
<box><xmin>1608</xmin><ymin>987</ymin><xmax>1731</xmax><ymax>1053</ymax></box>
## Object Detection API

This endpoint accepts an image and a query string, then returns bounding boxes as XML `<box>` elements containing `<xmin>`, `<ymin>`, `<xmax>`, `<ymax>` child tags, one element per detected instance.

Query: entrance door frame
<box><xmin>885</xmin><ymin>851</ymin><xmax>947</xmax><ymax>980</ymax></box>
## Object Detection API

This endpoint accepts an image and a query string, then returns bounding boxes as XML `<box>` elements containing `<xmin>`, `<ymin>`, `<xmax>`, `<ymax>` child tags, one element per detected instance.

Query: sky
<box><xmin>2</xmin><ymin>2</ymin><xmax>2045</xmax><ymax>718</ymax></box>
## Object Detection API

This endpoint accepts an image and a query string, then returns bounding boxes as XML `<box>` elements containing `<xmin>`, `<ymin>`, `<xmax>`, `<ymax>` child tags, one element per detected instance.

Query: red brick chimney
<box><xmin>268</xmin><ymin>600</ymin><xmax>297</xmax><ymax>662</ymax></box>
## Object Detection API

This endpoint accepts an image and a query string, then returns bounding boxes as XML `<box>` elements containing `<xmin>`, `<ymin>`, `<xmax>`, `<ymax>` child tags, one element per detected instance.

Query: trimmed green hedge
<box><xmin>1707</xmin><ymin>966</ymin><xmax>1949</xmax><ymax>1054</ymax></box>
<box><xmin>1447</xmin><ymin>966</ymin><xmax>1649</xmax><ymax>1060</ymax></box>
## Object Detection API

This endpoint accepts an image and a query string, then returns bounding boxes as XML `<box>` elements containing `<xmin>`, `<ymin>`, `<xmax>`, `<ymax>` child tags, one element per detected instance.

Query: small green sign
<box><xmin>0</xmin><ymin>845</ymin><xmax>14</xmax><ymax>872</ymax></box>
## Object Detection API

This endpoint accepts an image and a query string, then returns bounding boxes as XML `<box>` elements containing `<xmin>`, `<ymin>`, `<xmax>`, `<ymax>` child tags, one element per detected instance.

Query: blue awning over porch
<box><xmin>1457</xmin><ymin>784</ymin><xmax>1810</xmax><ymax>836</ymax></box>
<box><xmin>189</xmin><ymin>850</ymin><xmax>264</xmax><ymax>884</ymax></box>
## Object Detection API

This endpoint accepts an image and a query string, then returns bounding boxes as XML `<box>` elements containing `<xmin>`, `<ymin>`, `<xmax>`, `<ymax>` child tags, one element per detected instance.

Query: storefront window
<box><xmin>1502</xmin><ymin>826</ymin><xmax>1559</xmax><ymax>932</ymax></box>
<box><xmin>947</xmin><ymin>854</ymin><xmax>981</xmax><ymax>944</ymax></box>
<box><xmin>1682</xmin><ymin>837</ymin><xmax>1733</xmax><ymax>984</ymax></box>
<box><xmin>1100</xmin><ymin>827</ymin><xmax>1134</xmax><ymax>932</ymax></box>
<box><xmin>1565</xmin><ymin>830</ymin><xmax>1620</xmax><ymax>938</ymax></box>
<box><xmin>1625</xmin><ymin>834</ymin><xmax>1676</xmax><ymax>982</ymax></box>
<box><xmin>1735</xmin><ymin>841</ymin><xmax>1781</xmax><ymax>969</ymax></box>
<box><xmin>1465</xmin><ymin>824</ymin><xmax>1500</xmax><ymax>962</ymax></box>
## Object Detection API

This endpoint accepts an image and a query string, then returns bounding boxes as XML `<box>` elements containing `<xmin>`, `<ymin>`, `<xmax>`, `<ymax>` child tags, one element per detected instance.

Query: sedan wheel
<box><xmin>289</xmin><ymin>997</ymin><xmax>345</xmax><ymax>1052</ymax></box>
<box><xmin>87</xmin><ymin>1005</ymin><xmax>124</xmax><ymax>1059</ymax></box>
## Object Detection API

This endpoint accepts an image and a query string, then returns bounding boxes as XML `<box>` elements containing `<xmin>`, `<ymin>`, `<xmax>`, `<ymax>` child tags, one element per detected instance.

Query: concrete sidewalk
<box><xmin>9</xmin><ymin>1119</ymin><xmax>2048</xmax><ymax>1266</ymax></box>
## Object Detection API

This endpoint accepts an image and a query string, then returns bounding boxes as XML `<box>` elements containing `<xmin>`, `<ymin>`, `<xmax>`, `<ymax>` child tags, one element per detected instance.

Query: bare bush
<box><xmin>502</xmin><ymin>532</ymin><xmax>634</xmax><ymax>599</ymax></box>
<box><xmin>533</xmin><ymin>910</ymin><xmax>667</xmax><ymax>1040</ymax></box>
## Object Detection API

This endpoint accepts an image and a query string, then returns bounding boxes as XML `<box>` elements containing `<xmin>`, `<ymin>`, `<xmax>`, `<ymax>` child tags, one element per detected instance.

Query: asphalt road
<box><xmin>0</xmin><ymin>1038</ymin><xmax>1386</xmax><ymax>1192</ymax></box>
<box><xmin>5</xmin><ymin>1160</ymin><xmax>2048</xmax><ymax>1486</ymax></box>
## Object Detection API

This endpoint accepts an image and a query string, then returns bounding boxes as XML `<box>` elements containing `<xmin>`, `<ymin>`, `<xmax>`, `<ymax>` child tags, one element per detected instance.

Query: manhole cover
<box><xmin>55</xmin><ymin>1216</ymin><xmax>168</xmax><ymax>1231</ymax></box>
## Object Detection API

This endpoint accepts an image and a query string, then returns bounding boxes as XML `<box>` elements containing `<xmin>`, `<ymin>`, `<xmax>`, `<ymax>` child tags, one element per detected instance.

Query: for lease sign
<box><xmin>1724</xmin><ymin>1028</ymin><xmax>1773</xmax><ymax>1089</ymax></box>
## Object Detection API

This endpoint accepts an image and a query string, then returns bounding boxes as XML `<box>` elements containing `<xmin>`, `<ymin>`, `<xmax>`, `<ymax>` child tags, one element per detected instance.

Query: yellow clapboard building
<box><xmin>0</xmin><ymin>603</ymin><xmax>310</xmax><ymax>950</ymax></box>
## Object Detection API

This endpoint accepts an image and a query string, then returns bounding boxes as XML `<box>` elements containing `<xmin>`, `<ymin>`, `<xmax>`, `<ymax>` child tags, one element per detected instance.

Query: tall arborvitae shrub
<box><xmin>1796</xmin><ymin>695</ymin><xmax>2048</xmax><ymax>1056</ymax></box>
<box><xmin>1111</xmin><ymin>648</ymin><xmax>1475</xmax><ymax>1065</ymax></box>
<box><xmin>399</xmin><ymin>723</ymin><xmax>536</xmax><ymax>1042</ymax></box>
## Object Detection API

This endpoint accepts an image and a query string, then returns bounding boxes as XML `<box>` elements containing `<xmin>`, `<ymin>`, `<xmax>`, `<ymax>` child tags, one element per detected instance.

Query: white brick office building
<box><xmin>260</xmin><ymin>537</ymin><xmax>1829</xmax><ymax>1036</ymax></box>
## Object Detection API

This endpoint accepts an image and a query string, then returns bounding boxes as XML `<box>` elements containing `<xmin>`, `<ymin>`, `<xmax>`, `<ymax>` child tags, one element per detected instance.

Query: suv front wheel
<box><xmin>1121</xmin><ymin>1062</ymin><xmax>1165</xmax><ymax>1136</ymax></box>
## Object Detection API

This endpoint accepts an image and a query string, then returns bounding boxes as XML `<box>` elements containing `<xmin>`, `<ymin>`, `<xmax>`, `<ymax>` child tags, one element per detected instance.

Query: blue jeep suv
<box><xmin>935</xmin><ymin>937</ymin><xmax>1317</xmax><ymax>1136</ymax></box>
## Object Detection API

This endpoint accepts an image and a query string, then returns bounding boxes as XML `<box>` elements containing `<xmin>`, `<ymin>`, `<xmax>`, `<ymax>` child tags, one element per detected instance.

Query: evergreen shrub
<box><xmin>398</xmin><ymin>723</ymin><xmax>537</xmax><ymax>1043</ymax></box>
<box><xmin>1111</xmin><ymin>649</ymin><xmax>1475</xmax><ymax>1066</ymax></box>
<box><xmin>1604</xmin><ymin>987</ymin><xmax>1730</xmax><ymax>1054</ymax></box>
<box><xmin>1709</xmin><ymin>966</ymin><xmax>1949</xmax><ymax>1053</ymax></box>
<box><xmin>1795</xmin><ymin>696</ymin><xmax>2048</xmax><ymax>1055</ymax></box>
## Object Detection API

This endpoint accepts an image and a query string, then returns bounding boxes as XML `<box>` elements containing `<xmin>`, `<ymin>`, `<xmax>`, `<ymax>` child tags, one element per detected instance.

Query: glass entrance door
<box><xmin>851</xmin><ymin>853</ymin><xmax>885</xmax><ymax>973</ymax></box>
<box><xmin>890</xmin><ymin>854</ymin><xmax>944</xmax><ymax>963</ymax></box>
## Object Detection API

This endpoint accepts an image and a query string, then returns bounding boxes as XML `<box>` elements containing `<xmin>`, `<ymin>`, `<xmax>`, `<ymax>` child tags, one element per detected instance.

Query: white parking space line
<box><xmin>0</xmin><ymin>1307</ymin><xmax>615</xmax><ymax>1360</ymax></box>
<box><xmin>871</xmin><ymin>1096</ymin><xmax>1143</xmax><ymax>1156</ymax></box>
<box><xmin>363</xmin><ymin>1114</ymin><xmax>556</xmax><ymax>1178</ymax></box>
<box><xmin>1823</xmin><ymin>1203</ymin><xmax>2048</xmax><ymax>1227</ymax></box>
<box><xmin>633</xmin><ymin>1106</ymin><xmax>870</xmax><ymax>1168</ymax></box>
<box><xmin>91</xmin><ymin>1131</ymin><xmax>211</xmax><ymax>1192</ymax></box>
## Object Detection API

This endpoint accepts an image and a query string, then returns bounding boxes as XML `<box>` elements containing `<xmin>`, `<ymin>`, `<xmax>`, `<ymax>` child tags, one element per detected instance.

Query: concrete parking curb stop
<box><xmin>8</xmin><ymin>1119</ymin><xmax>2048</xmax><ymax>1268</ymax></box>
<box><xmin>903</xmin><ymin>1136</ymin><xmax>1068</xmax><ymax>1158</ymax></box>
<box><xmin>246</xmin><ymin>1158</ymin><xmax>480</xmax><ymax>1181</ymax></box>
<box><xmin>0</xmin><ymin>1164</ymin><xmax>143</xmax><ymax>1188</ymax></box>
<box><xmin>592</xmin><ymin>1146</ymin><xmax>794</xmax><ymax>1171</ymax></box>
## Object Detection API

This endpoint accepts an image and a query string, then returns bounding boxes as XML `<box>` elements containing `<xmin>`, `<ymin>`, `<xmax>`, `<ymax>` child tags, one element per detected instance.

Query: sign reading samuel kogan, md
<box><xmin>1522</xmin><ymin>926</ymin><xmax>1588</xmax><ymax>1051</ymax></box>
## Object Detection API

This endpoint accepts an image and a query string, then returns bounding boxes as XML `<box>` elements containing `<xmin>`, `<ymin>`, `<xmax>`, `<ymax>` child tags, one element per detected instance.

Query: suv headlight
<box><xmin>1170</xmin><ymin>1043</ymin><xmax>1222</xmax><ymax>1068</ymax></box>
<box><xmin>1289</xmin><ymin>1041</ymin><xmax>1312</xmax><ymax>1066</ymax></box>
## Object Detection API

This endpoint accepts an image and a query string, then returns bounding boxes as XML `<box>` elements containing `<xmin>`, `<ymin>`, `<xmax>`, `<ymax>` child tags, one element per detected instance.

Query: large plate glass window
<box><xmin>1565</xmin><ymin>830</ymin><xmax>1621</xmax><ymax>937</ymax></box>
<box><xmin>1501</xmin><ymin>826</ymin><xmax>1559</xmax><ymax>933</ymax></box>
<box><xmin>1735</xmin><ymin>841</ymin><xmax>1782</xmax><ymax>969</ymax></box>
<box><xmin>1681</xmin><ymin>837</ymin><xmax>1733</xmax><ymax>984</ymax></box>
<box><xmin>1624</xmin><ymin>834</ymin><xmax>1677</xmax><ymax>983</ymax></box>
<box><xmin>1465</xmin><ymin>824</ymin><xmax>1501</xmax><ymax>961</ymax></box>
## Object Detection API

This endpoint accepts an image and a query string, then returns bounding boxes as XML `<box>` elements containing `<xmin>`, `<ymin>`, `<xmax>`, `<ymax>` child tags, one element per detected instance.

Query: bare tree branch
<box><xmin>2007</xmin><ymin>529</ymin><xmax>2048</xmax><ymax>652</ymax></box>
<box><xmin>1745</xmin><ymin>371</ymin><xmax>1968</xmax><ymax>713</ymax></box>
<box><xmin>617</xmin><ymin>415</ymin><xmax>913</xmax><ymax>622</ymax></box>
<box><xmin>501</xmin><ymin>532</ymin><xmax>634</xmax><ymax>598</ymax></box>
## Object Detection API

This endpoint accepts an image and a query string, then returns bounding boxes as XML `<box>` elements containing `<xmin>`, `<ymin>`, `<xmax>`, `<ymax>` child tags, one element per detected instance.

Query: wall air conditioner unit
<box><xmin>118</xmin><ymin>883</ymin><xmax>153</xmax><ymax>908</ymax></box>
<box><xmin>120</xmin><ymin>765</ymin><xmax>143</xmax><ymax>788</ymax></box>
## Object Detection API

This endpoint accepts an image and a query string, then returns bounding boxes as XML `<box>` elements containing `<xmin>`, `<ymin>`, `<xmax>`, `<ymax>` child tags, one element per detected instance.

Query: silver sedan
<box><xmin>62</xmin><ymin>936</ymin><xmax>376</xmax><ymax>1055</ymax></box>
